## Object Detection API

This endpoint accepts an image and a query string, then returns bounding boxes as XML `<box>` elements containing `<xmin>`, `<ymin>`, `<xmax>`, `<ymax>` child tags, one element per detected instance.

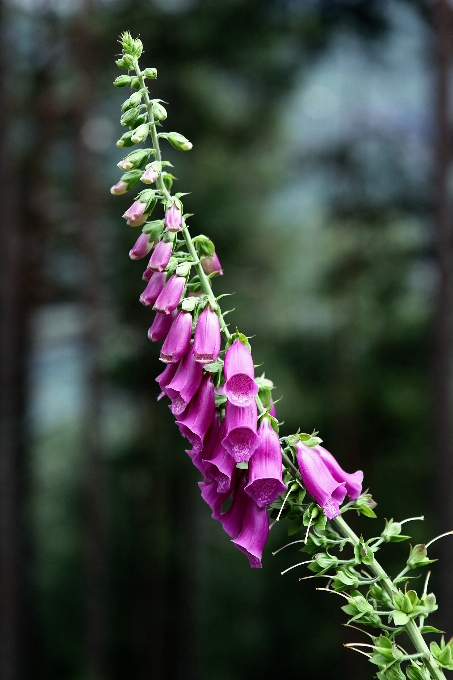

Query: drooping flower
<box><xmin>193</xmin><ymin>306</ymin><xmax>221</xmax><ymax>364</ymax></box>
<box><xmin>147</xmin><ymin>240</ymin><xmax>173</xmax><ymax>272</ymax></box>
<box><xmin>233</xmin><ymin>498</ymin><xmax>269</xmax><ymax>569</ymax></box>
<box><xmin>199</xmin><ymin>479</ymin><xmax>231</xmax><ymax>520</ymax></box>
<box><xmin>160</xmin><ymin>311</ymin><xmax>192</xmax><ymax>363</ymax></box>
<box><xmin>129</xmin><ymin>233</ymin><xmax>153</xmax><ymax>260</ymax></box>
<box><xmin>201</xmin><ymin>252</ymin><xmax>223</xmax><ymax>277</ymax></box>
<box><xmin>176</xmin><ymin>374</ymin><xmax>215</xmax><ymax>454</ymax></box>
<box><xmin>245</xmin><ymin>417</ymin><xmax>286</xmax><ymax>507</ymax></box>
<box><xmin>110</xmin><ymin>180</ymin><xmax>128</xmax><ymax>195</ymax></box>
<box><xmin>164</xmin><ymin>204</ymin><xmax>183</xmax><ymax>232</ymax></box>
<box><xmin>316</xmin><ymin>446</ymin><xmax>363</xmax><ymax>500</ymax></box>
<box><xmin>221</xmin><ymin>400</ymin><xmax>259</xmax><ymax>463</ymax></box>
<box><xmin>203</xmin><ymin>420</ymin><xmax>236</xmax><ymax>493</ymax></box>
<box><xmin>166</xmin><ymin>345</ymin><xmax>203</xmax><ymax>414</ymax></box>
<box><xmin>122</xmin><ymin>199</ymin><xmax>148</xmax><ymax>226</ymax></box>
<box><xmin>224</xmin><ymin>340</ymin><xmax>258</xmax><ymax>406</ymax></box>
<box><xmin>295</xmin><ymin>442</ymin><xmax>347</xmax><ymax>520</ymax></box>
<box><xmin>141</xmin><ymin>165</ymin><xmax>159</xmax><ymax>184</ymax></box>
<box><xmin>139</xmin><ymin>272</ymin><xmax>166</xmax><ymax>306</ymax></box>
<box><xmin>142</xmin><ymin>267</ymin><xmax>153</xmax><ymax>282</ymax></box>
<box><xmin>219</xmin><ymin>472</ymin><xmax>249</xmax><ymax>538</ymax></box>
<box><xmin>155</xmin><ymin>361</ymin><xmax>180</xmax><ymax>399</ymax></box>
<box><xmin>191</xmin><ymin>412</ymin><xmax>220</xmax><ymax>479</ymax></box>
<box><xmin>153</xmin><ymin>275</ymin><xmax>185</xmax><ymax>315</ymax></box>
<box><xmin>148</xmin><ymin>311</ymin><xmax>175</xmax><ymax>342</ymax></box>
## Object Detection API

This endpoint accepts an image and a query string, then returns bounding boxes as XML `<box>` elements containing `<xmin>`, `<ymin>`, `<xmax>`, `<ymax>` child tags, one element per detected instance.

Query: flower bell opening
<box><xmin>224</xmin><ymin>340</ymin><xmax>258</xmax><ymax>406</ymax></box>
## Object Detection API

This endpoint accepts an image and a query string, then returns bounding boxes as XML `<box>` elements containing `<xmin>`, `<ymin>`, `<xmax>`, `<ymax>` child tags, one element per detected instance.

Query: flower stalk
<box><xmin>112</xmin><ymin>33</ymin><xmax>451</xmax><ymax>680</ymax></box>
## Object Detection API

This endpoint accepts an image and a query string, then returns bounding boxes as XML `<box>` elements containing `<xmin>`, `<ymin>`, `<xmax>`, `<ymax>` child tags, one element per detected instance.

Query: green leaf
<box><xmin>420</xmin><ymin>626</ymin><xmax>444</xmax><ymax>634</ymax></box>
<box><xmin>288</xmin><ymin>516</ymin><xmax>305</xmax><ymax>536</ymax></box>
<box><xmin>203</xmin><ymin>359</ymin><xmax>223</xmax><ymax>373</ymax></box>
<box><xmin>392</xmin><ymin>611</ymin><xmax>409</xmax><ymax>626</ymax></box>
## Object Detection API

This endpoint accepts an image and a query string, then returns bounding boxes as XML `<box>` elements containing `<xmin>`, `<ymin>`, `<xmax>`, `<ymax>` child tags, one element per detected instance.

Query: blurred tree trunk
<box><xmin>0</xmin><ymin>2</ymin><xmax>30</xmax><ymax>677</ymax></box>
<box><xmin>433</xmin><ymin>0</ymin><xmax>453</xmax><ymax>631</ymax></box>
<box><xmin>71</xmin><ymin>7</ymin><xmax>108</xmax><ymax>679</ymax></box>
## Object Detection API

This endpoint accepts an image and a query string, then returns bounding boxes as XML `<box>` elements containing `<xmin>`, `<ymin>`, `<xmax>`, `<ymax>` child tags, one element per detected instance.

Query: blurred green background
<box><xmin>1</xmin><ymin>0</ymin><xmax>453</xmax><ymax>679</ymax></box>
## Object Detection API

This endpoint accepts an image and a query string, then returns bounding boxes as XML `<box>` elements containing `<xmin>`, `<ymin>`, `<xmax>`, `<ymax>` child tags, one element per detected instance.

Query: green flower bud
<box><xmin>152</xmin><ymin>101</ymin><xmax>167</xmax><ymax>121</ymax></box>
<box><xmin>143</xmin><ymin>67</ymin><xmax>157</xmax><ymax>79</ymax></box>
<box><xmin>166</xmin><ymin>132</ymin><xmax>193</xmax><ymax>151</ymax></box>
<box><xmin>116</xmin><ymin>54</ymin><xmax>134</xmax><ymax>69</ymax></box>
<box><xmin>120</xmin><ymin>107</ymin><xmax>139</xmax><ymax>127</ymax></box>
<box><xmin>114</xmin><ymin>75</ymin><xmax>132</xmax><ymax>87</ymax></box>
<box><xmin>407</xmin><ymin>544</ymin><xmax>435</xmax><ymax>569</ymax></box>
<box><xmin>122</xmin><ymin>92</ymin><xmax>143</xmax><ymax>112</ymax></box>
<box><xmin>130</xmin><ymin>76</ymin><xmax>141</xmax><ymax>90</ymax></box>
<box><xmin>162</xmin><ymin>172</ymin><xmax>176</xmax><ymax>190</ymax></box>
<box><xmin>117</xmin><ymin>149</ymin><xmax>151</xmax><ymax>171</ymax></box>
<box><xmin>131</xmin><ymin>115</ymin><xmax>147</xmax><ymax>129</ymax></box>
<box><xmin>116</xmin><ymin>130</ymin><xmax>134</xmax><ymax>148</ymax></box>
<box><xmin>131</xmin><ymin>123</ymin><xmax>149</xmax><ymax>144</ymax></box>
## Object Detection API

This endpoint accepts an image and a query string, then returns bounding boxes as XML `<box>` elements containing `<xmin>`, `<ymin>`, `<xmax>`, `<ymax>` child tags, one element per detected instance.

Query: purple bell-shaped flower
<box><xmin>221</xmin><ymin>400</ymin><xmax>259</xmax><ymax>463</ymax></box>
<box><xmin>140</xmin><ymin>272</ymin><xmax>166</xmax><ymax>306</ymax></box>
<box><xmin>295</xmin><ymin>442</ymin><xmax>347</xmax><ymax>519</ymax></box>
<box><xmin>233</xmin><ymin>498</ymin><xmax>269</xmax><ymax>569</ymax></box>
<box><xmin>316</xmin><ymin>446</ymin><xmax>363</xmax><ymax>500</ymax></box>
<box><xmin>176</xmin><ymin>374</ymin><xmax>215</xmax><ymax>454</ymax></box>
<box><xmin>153</xmin><ymin>275</ymin><xmax>185</xmax><ymax>315</ymax></box>
<box><xmin>164</xmin><ymin>204</ymin><xmax>183</xmax><ymax>232</ymax></box>
<box><xmin>166</xmin><ymin>344</ymin><xmax>203</xmax><ymax>414</ymax></box>
<box><xmin>245</xmin><ymin>417</ymin><xmax>286</xmax><ymax>507</ymax></box>
<box><xmin>160</xmin><ymin>311</ymin><xmax>192</xmax><ymax>363</ymax></box>
<box><xmin>147</xmin><ymin>240</ymin><xmax>173</xmax><ymax>273</ymax></box>
<box><xmin>148</xmin><ymin>311</ymin><xmax>175</xmax><ymax>342</ymax></box>
<box><xmin>129</xmin><ymin>232</ymin><xmax>153</xmax><ymax>260</ymax></box>
<box><xmin>224</xmin><ymin>340</ymin><xmax>258</xmax><ymax>406</ymax></box>
<box><xmin>193</xmin><ymin>306</ymin><xmax>221</xmax><ymax>364</ymax></box>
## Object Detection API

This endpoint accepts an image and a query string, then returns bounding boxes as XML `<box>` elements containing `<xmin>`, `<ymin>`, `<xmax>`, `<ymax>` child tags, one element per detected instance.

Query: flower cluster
<box><xmin>111</xmin><ymin>32</ymin><xmax>363</xmax><ymax>568</ymax></box>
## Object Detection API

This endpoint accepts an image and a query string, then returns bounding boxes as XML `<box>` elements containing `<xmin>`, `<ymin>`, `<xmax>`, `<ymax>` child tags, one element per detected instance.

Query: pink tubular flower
<box><xmin>176</xmin><ymin>374</ymin><xmax>215</xmax><ymax>454</ymax></box>
<box><xmin>164</xmin><ymin>204</ymin><xmax>183</xmax><ymax>232</ymax></box>
<box><xmin>147</xmin><ymin>240</ymin><xmax>173</xmax><ymax>273</ymax></box>
<box><xmin>193</xmin><ymin>306</ymin><xmax>221</xmax><ymax>364</ymax></box>
<box><xmin>204</xmin><ymin>421</ymin><xmax>236</xmax><ymax>494</ymax></box>
<box><xmin>155</xmin><ymin>361</ymin><xmax>180</xmax><ymax>399</ymax></box>
<box><xmin>142</xmin><ymin>268</ymin><xmax>153</xmax><ymax>282</ymax></box>
<box><xmin>160</xmin><ymin>311</ymin><xmax>192</xmax><ymax>364</ymax></box>
<box><xmin>219</xmin><ymin>472</ymin><xmax>249</xmax><ymax>538</ymax></box>
<box><xmin>316</xmin><ymin>446</ymin><xmax>363</xmax><ymax>500</ymax></box>
<box><xmin>233</xmin><ymin>499</ymin><xmax>269</xmax><ymax>569</ymax></box>
<box><xmin>295</xmin><ymin>442</ymin><xmax>347</xmax><ymax>519</ymax></box>
<box><xmin>141</xmin><ymin>166</ymin><xmax>159</xmax><ymax>184</ymax></box>
<box><xmin>122</xmin><ymin>199</ymin><xmax>148</xmax><ymax>226</ymax></box>
<box><xmin>110</xmin><ymin>180</ymin><xmax>128</xmax><ymax>195</ymax></box>
<box><xmin>224</xmin><ymin>340</ymin><xmax>258</xmax><ymax>406</ymax></box>
<box><xmin>201</xmin><ymin>252</ymin><xmax>223</xmax><ymax>277</ymax></box>
<box><xmin>221</xmin><ymin>400</ymin><xmax>259</xmax><ymax>463</ymax></box>
<box><xmin>153</xmin><ymin>275</ymin><xmax>185</xmax><ymax>315</ymax></box>
<box><xmin>129</xmin><ymin>233</ymin><xmax>153</xmax><ymax>260</ymax></box>
<box><xmin>148</xmin><ymin>311</ymin><xmax>175</xmax><ymax>342</ymax></box>
<box><xmin>140</xmin><ymin>272</ymin><xmax>166</xmax><ymax>306</ymax></box>
<box><xmin>191</xmin><ymin>412</ymin><xmax>220</xmax><ymax>479</ymax></box>
<box><xmin>245</xmin><ymin>417</ymin><xmax>286</xmax><ymax>507</ymax></box>
<box><xmin>199</xmin><ymin>480</ymin><xmax>231</xmax><ymax>520</ymax></box>
<box><xmin>166</xmin><ymin>345</ymin><xmax>203</xmax><ymax>415</ymax></box>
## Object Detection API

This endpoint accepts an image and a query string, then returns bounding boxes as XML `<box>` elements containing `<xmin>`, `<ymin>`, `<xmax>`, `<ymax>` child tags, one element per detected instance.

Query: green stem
<box><xmin>134</xmin><ymin>59</ymin><xmax>231</xmax><ymax>341</ymax></box>
<box><xmin>332</xmin><ymin>516</ymin><xmax>445</xmax><ymax>680</ymax></box>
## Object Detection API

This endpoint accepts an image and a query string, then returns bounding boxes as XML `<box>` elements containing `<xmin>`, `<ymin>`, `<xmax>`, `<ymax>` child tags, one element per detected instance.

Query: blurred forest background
<box><xmin>1</xmin><ymin>0</ymin><xmax>453</xmax><ymax>679</ymax></box>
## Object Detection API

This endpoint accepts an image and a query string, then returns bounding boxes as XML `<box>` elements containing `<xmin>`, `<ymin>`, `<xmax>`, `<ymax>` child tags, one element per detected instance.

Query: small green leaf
<box><xmin>420</xmin><ymin>626</ymin><xmax>444</xmax><ymax>634</ymax></box>
<box><xmin>392</xmin><ymin>611</ymin><xmax>409</xmax><ymax>626</ymax></box>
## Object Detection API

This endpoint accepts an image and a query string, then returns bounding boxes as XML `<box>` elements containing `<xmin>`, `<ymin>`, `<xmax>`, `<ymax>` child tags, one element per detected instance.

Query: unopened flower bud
<box><xmin>142</xmin><ymin>267</ymin><xmax>153</xmax><ymax>282</ymax></box>
<box><xmin>160</xmin><ymin>311</ymin><xmax>192</xmax><ymax>363</ymax></box>
<box><xmin>140</xmin><ymin>272</ymin><xmax>166</xmax><ymax>305</ymax></box>
<box><xmin>141</xmin><ymin>165</ymin><xmax>159</xmax><ymax>184</ymax></box>
<box><xmin>153</xmin><ymin>274</ymin><xmax>185</xmax><ymax>315</ymax></box>
<box><xmin>116</xmin><ymin>55</ymin><xmax>134</xmax><ymax>69</ymax></box>
<box><xmin>164</xmin><ymin>204</ymin><xmax>183</xmax><ymax>232</ymax></box>
<box><xmin>130</xmin><ymin>76</ymin><xmax>141</xmax><ymax>90</ymax></box>
<box><xmin>201</xmin><ymin>253</ymin><xmax>223</xmax><ymax>277</ymax></box>
<box><xmin>193</xmin><ymin>306</ymin><xmax>221</xmax><ymax>364</ymax></box>
<box><xmin>122</xmin><ymin>199</ymin><xmax>149</xmax><ymax>226</ymax></box>
<box><xmin>117</xmin><ymin>149</ymin><xmax>149</xmax><ymax>171</ymax></box>
<box><xmin>131</xmin><ymin>123</ymin><xmax>149</xmax><ymax>144</ymax></box>
<box><xmin>148</xmin><ymin>240</ymin><xmax>173</xmax><ymax>272</ymax></box>
<box><xmin>148</xmin><ymin>311</ymin><xmax>175</xmax><ymax>342</ymax></box>
<box><xmin>143</xmin><ymin>67</ymin><xmax>157</xmax><ymax>79</ymax></box>
<box><xmin>116</xmin><ymin>131</ymin><xmax>134</xmax><ymax>148</ymax></box>
<box><xmin>152</xmin><ymin>101</ymin><xmax>167</xmax><ymax>121</ymax></box>
<box><xmin>110</xmin><ymin>180</ymin><xmax>128</xmax><ymax>195</ymax></box>
<box><xmin>121</xmin><ymin>107</ymin><xmax>139</xmax><ymax>127</ymax></box>
<box><xmin>166</xmin><ymin>132</ymin><xmax>193</xmax><ymax>151</ymax></box>
<box><xmin>129</xmin><ymin>233</ymin><xmax>153</xmax><ymax>260</ymax></box>
<box><xmin>114</xmin><ymin>75</ymin><xmax>131</xmax><ymax>87</ymax></box>
<box><xmin>122</xmin><ymin>92</ymin><xmax>143</xmax><ymax>112</ymax></box>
